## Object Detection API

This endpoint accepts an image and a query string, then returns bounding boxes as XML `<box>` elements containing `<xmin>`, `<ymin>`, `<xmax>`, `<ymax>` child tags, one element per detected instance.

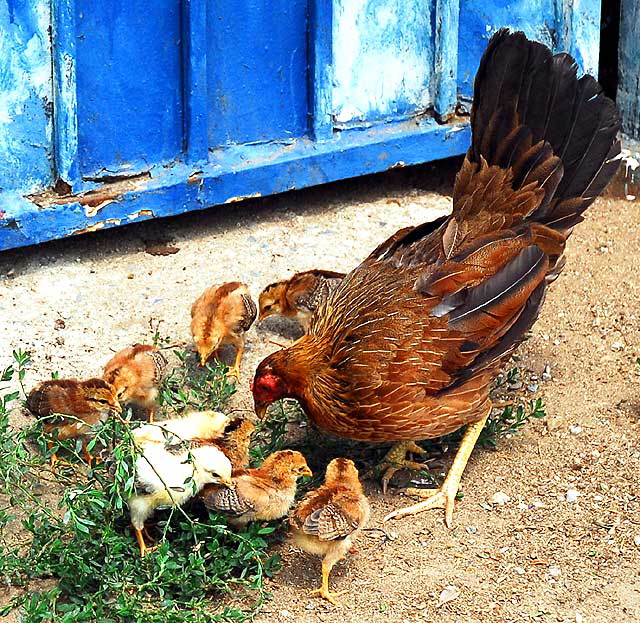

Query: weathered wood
<box><xmin>618</xmin><ymin>0</ymin><xmax>640</xmax><ymax>139</ymax></box>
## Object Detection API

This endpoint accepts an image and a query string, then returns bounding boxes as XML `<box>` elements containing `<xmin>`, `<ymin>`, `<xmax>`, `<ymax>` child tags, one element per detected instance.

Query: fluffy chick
<box><xmin>289</xmin><ymin>458</ymin><xmax>369</xmax><ymax>605</ymax></box>
<box><xmin>217</xmin><ymin>416</ymin><xmax>256</xmax><ymax>470</ymax></box>
<box><xmin>26</xmin><ymin>378</ymin><xmax>121</xmax><ymax>466</ymax></box>
<box><xmin>129</xmin><ymin>410</ymin><xmax>233</xmax><ymax>556</ymax></box>
<box><xmin>103</xmin><ymin>344</ymin><xmax>168</xmax><ymax>422</ymax></box>
<box><xmin>258</xmin><ymin>270</ymin><xmax>344</xmax><ymax>330</ymax></box>
<box><xmin>200</xmin><ymin>449</ymin><xmax>311</xmax><ymax>526</ymax></box>
<box><xmin>190</xmin><ymin>282</ymin><xmax>257</xmax><ymax>378</ymax></box>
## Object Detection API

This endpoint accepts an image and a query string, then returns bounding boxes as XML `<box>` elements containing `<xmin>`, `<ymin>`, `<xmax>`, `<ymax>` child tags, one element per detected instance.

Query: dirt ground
<box><xmin>0</xmin><ymin>160</ymin><xmax>638</xmax><ymax>623</ymax></box>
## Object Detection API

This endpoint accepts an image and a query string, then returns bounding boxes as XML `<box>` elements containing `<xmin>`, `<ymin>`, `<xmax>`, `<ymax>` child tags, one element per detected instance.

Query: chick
<box><xmin>289</xmin><ymin>458</ymin><xmax>369</xmax><ymax>605</ymax></box>
<box><xmin>258</xmin><ymin>270</ymin><xmax>344</xmax><ymax>330</ymax></box>
<box><xmin>129</xmin><ymin>410</ymin><xmax>233</xmax><ymax>556</ymax></box>
<box><xmin>190</xmin><ymin>282</ymin><xmax>257</xmax><ymax>378</ymax></box>
<box><xmin>200</xmin><ymin>449</ymin><xmax>311</xmax><ymax>526</ymax></box>
<box><xmin>103</xmin><ymin>344</ymin><xmax>168</xmax><ymax>422</ymax></box>
<box><xmin>217</xmin><ymin>416</ymin><xmax>256</xmax><ymax>470</ymax></box>
<box><xmin>26</xmin><ymin>378</ymin><xmax>121</xmax><ymax>466</ymax></box>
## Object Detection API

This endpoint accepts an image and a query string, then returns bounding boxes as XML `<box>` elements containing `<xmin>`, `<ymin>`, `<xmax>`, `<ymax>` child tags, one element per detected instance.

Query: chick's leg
<box><xmin>309</xmin><ymin>554</ymin><xmax>348</xmax><ymax>606</ymax></box>
<box><xmin>383</xmin><ymin>412</ymin><xmax>490</xmax><ymax>527</ymax></box>
<box><xmin>134</xmin><ymin>526</ymin><xmax>158</xmax><ymax>557</ymax></box>
<box><xmin>373</xmin><ymin>440</ymin><xmax>431</xmax><ymax>494</ymax></box>
<box><xmin>227</xmin><ymin>335</ymin><xmax>246</xmax><ymax>380</ymax></box>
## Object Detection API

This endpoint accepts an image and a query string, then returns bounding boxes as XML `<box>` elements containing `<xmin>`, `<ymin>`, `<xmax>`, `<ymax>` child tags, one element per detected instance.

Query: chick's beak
<box><xmin>301</xmin><ymin>466</ymin><xmax>313</xmax><ymax>478</ymax></box>
<box><xmin>112</xmin><ymin>402</ymin><xmax>123</xmax><ymax>414</ymax></box>
<box><xmin>220</xmin><ymin>476</ymin><xmax>234</xmax><ymax>488</ymax></box>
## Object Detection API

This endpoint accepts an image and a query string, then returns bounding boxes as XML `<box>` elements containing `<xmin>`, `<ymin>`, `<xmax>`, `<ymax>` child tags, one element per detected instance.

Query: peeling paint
<box><xmin>0</xmin><ymin>0</ymin><xmax>53</xmax><ymax>192</ymax></box>
<box><xmin>332</xmin><ymin>0</ymin><xmax>433</xmax><ymax>125</ymax></box>
<box><xmin>127</xmin><ymin>210</ymin><xmax>154</xmax><ymax>221</ymax></box>
<box><xmin>223</xmin><ymin>192</ymin><xmax>263</xmax><ymax>204</ymax></box>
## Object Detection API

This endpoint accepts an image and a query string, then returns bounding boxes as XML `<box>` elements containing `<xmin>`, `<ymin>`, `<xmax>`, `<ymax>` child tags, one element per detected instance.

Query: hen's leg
<box><xmin>383</xmin><ymin>412</ymin><xmax>490</xmax><ymax>527</ymax></box>
<box><xmin>373</xmin><ymin>440</ymin><xmax>431</xmax><ymax>494</ymax></box>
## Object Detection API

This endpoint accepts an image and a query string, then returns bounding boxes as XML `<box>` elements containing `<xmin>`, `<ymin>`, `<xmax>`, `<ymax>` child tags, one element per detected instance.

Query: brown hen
<box><xmin>252</xmin><ymin>30</ymin><xmax>621</xmax><ymax>525</ymax></box>
<box><xmin>289</xmin><ymin>458</ymin><xmax>369</xmax><ymax>605</ymax></box>
<box><xmin>258</xmin><ymin>269</ymin><xmax>345</xmax><ymax>330</ymax></box>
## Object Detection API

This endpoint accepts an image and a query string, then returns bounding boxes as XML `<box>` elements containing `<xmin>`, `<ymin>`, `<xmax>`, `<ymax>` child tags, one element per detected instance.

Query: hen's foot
<box><xmin>383</xmin><ymin>412</ymin><xmax>490</xmax><ymax>527</ymax></box>
<box><xmin>370</xmin><ymin>440</ymin><xmax>431</xmax><ymax>494</ymax></box>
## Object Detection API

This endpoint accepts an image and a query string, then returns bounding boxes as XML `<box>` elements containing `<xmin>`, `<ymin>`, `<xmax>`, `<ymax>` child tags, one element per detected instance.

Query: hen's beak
<box><xmin>254</xmin><ymin>399</ymin><xmax>269</xmax><ymax>420</ymax></box>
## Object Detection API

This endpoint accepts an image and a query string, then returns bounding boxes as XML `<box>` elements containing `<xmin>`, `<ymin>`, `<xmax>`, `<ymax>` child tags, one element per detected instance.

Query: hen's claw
<box><xmin>369</xmin><ymin>440</ymin><xmax>430</xmax><ymax>493</ymax></box>
<box><xmin>382</xmin><ymin>411</ymin><xmax>490</xmax><ymax>527</ymax></box>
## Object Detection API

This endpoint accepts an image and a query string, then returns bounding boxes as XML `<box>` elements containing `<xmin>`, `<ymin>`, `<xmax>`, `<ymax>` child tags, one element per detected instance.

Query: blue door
<box><xmin>0</xmin><ymin>0</ymin><xmax>602</xmax><ymax>251</ymax></box>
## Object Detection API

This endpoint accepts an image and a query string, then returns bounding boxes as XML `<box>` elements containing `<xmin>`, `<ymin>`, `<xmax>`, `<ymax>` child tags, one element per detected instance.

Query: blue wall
<box><xmin>0</xmin><ymin>0</ymin><xmax>607</xmax><ymax>251</ymax></box>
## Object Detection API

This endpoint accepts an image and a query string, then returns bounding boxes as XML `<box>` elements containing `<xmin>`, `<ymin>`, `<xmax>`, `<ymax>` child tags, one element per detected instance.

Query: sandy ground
<box><xmin>0</xmin><ymin>160</ymin><xmax>639</xmax><ymax>623</ymax></box>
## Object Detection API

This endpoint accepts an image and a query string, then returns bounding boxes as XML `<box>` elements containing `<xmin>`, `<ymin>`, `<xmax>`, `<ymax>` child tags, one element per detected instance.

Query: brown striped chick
<box><xmin>129</xmin><ymin>410</ymin><xmax>233</xmax><ymax>556</ymax></box>
<box><xmin>258</xmin><ymin>270</ymin><xmax>344</xmax><ymax>331</ymax></box>
<box><xmin>26</xmin><ymin>378</ymin><xmax>121</xmax><ymax>466</ymax></box>
<box><xmin>289</xmin><ymin>458</ymin><xmax>370</xmax><ymax>605</ymax></box>
<box><xmin>199</xmin><ymin>450</ymin><xmax>311</xmax><ymax>526</ymax></box>
<box><xmin>103</xmin><ymin>344</ymin><xmax>168</xmax><ymax>422</ymax></box>
<box><xmin>218</xmin><ymin>416</ymin><xmax>256</xmax><ymax>470</ymax></box>
<box><xmin>190</xmin><ymin>281</ymin><xmax>256</xmax><ymax>378</ymax></box>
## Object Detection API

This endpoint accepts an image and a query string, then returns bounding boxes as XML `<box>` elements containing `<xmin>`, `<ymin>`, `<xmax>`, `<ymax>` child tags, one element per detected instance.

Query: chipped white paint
<box><xmin>0</xmin><ymin>0</ymin><xmax>53</xmax><ymax>192</ymax></box>
<box><xmin>332</xmin><ymin>0</ymin><xmax>433</xmax><ymax>124</ymax></box>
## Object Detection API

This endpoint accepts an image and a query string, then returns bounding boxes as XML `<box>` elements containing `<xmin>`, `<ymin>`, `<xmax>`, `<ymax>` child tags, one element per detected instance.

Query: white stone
<box><xmin>490</xmin><ymin>491</ymin><xmax>510</xmax><ymax>505</ymax></box>
<box><xmin>566</xmin><ymin>489</ymin><xmax>580</xmax><ymax>503</ymax></box>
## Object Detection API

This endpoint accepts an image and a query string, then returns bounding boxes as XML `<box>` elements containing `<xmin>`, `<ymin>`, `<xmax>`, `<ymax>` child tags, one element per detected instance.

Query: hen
<box><xmin>289</xmin><ymin>458</ymin><xmax>369</xmax><ymax>605</ymax></box>
<box><xmin>26</xmin><ymin>378</ymin><xmax>121</xmax><ymax>466</ymax></box>
<box><xmin>103</xmin><ymin>344</ymin><xmax>168</xmax><ymax>422</ymax></box>
<box><xmin>252</xmin><ymin>30</ymin><xmax>621</xmax><ymax>525</ymax></box>
<box><xmin>200</xmin><ymin>449</ymin><xmax>311</xmax><ymax>525</ymax></box>
<box><xmin>191</xmin><ymin>281</ymin><xmax>257</xmax><ymax>378</ymax></box>
<box><xmin>258</xmin><ymin>270</ymin><xmax>345</xmax><ymax>330</ymax></box>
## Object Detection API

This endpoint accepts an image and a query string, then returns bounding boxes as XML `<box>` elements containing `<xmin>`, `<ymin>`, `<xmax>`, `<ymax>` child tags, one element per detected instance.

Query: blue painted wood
<box><xmin>205</xmin><ymin>0</ymin><xmax>309</xmax><ymax>146</ymax></box>
<box><xmin>74</xmin><ymin>0</ymin><xmax>183</xmax><ymax>177</ymax></box>
<box><xmin>0</xmin><ymin>0</ymin><xmax>607</xmax><ymax>252</ymax></box>
<box><xmin>433</xmin><ymin>0</ymin><xmax>460</xmax><ymax>120</ymax></box>
<box><xmin>0</xmin><ymin>120</ymin><xmax>470</xmax><ymax>250</ymax></box>
<box><xmin>51</xmin><ymin>0</ymin><xmax>79</xmax><ymax>188</ymax></box>
<box><xmin>182</xmin><ymin>0</ymin><xmax>209</xmax><ymax>163</ymax></box>
<box><xmin>618</xmin><ymin>0</ymin><xmax>640</xmax><ymax>139</ymax></box>
<box><xmin>0</xmin><ymin>0</ymin><xmax>53</xmax><ymax>193</ymax></box>
<box><xmin>309</xmin><ymin>0</ymin><xmax>334</xmax><ymax>141</ymax></box>
<box><xmin>456</xmin><ymin>0</ymin><xmax>601</xmax><ymax>107</ymax></box>
<box><xmin>332</xmin><ymin>0</ymin><xmax>435</xmax><ymax>126</ymax></box>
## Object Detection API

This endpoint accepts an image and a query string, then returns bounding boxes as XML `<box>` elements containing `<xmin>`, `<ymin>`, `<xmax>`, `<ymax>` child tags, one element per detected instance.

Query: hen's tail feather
<box><xmin>464</xmin><ymin>29</ymin><xmax>621</xmax><ymax>235</ymax></box>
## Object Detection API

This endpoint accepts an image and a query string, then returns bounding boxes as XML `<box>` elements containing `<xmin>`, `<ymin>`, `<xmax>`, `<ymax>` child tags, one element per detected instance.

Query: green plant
<box><xmin>478</xmin><ymin>397</ymin><xmax>547</xmax><ymax>448</ymax></box>
<box><xmin>0</xmin><ymin>348</ymin><xmax>280</xmax><ymax>622</ymax></box>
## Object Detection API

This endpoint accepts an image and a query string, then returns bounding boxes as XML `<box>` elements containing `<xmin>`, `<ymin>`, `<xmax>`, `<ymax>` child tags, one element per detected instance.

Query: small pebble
<box><xmin>437</xmin><ymin>585</ymin><xmax>460</xmax><ymax>606</ymax></box>
<box><xmin>514</xmin><ymin>566</ymin><xmax>525</xmax><ymax>575</ymax></box>
<box><xmin>575</xmin><ymin>613</ymin><xmax>584</xmax><ymax>623</ymax></box>
<box><xmin>548</xmin><ymin>566</ymin><xmax>561</xmax><ymax>577</ymax></box>
<box><xmin>566</xmin><ymin>489</ymin><xmax>580</xmax><ymax>503</ymax></box>
<box><xmin>508</xmin><ymin>381</ymin><xmax>523</xmax><ymax>391</ymax></box>
<box><xmin>610</xmin><ymin>341</ymin><xmax>624</xmax><ymax>351</ymax></box>
<box><xmin>633</xmin><ymin>535</ymin><xmax>640</xmax><ymax>547</ymax></box>
<box><xmin>490</xmin><ymin>492</ymin><xmax>510</xmax><ymax>505</ymax></box>
<box><xmin>527</xmin><ymin>383</ymin><xmax>538</xmax><ymax>392</ymax></box>
<box><xmin>569</xmin><ymin>425</ymin><xmax>583</xmax><ymax>435</ymax></box>
<box><xmin>542</xmin><ymin>365</ymin><xmax>552</xmax><ymax>381</ymax></box>
<box><xmin>465</xmin><ymin>525</ymin><xmax>478</xmax><ymax>534</ymax></box>
<box><xmin>279</xmin><ymin>610</ymin><xmax>290</xmax><ymax>618</ymax></box>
